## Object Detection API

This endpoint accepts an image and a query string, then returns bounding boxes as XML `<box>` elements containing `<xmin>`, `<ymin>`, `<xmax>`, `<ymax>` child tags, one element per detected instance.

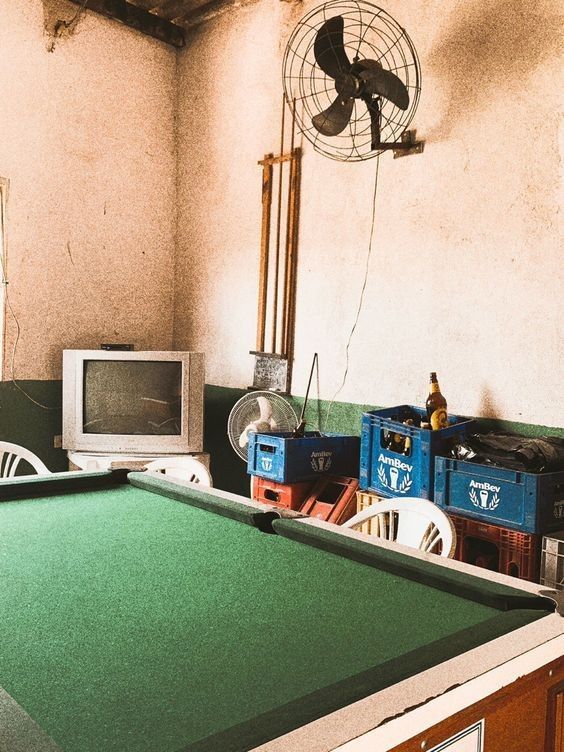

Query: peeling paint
<box><xmin>42</xmin><ymin>0</ymin><xmax>88</xmax><ymax>52</ymax></box>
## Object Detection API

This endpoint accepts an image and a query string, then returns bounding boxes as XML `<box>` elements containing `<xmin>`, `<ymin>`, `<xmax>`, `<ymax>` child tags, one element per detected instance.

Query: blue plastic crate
<box><xmin>247</xmin><ymin>431</ymin><xmax>360</xmax><ymax>483</ymax></box>
<box><xmin>434</xmin><ymin>457</ymin><xmax>564</xmax><ymax>534</ymax></box>
<box><xmin>359</xmin><ymin>405</ymin><xmax>474</xmax><ymax>500</ymax></box>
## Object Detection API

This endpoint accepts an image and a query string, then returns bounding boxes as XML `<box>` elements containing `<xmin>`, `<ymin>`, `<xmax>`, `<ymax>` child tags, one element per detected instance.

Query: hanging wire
<box><xmin>4</xmin><ymin>286</ymin><xmax>59</xmax><ymax>410</ymax></box>
<box><xmin>323</xmin><ymin>155</ymin><xmax>380</xmax><ymax>431</ymax></box>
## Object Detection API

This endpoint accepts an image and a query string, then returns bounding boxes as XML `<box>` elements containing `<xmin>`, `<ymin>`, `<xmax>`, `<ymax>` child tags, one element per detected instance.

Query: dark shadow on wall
<box><xmin>426</xmin><ymin>0</ymin><xmax>562</xmax><ymax>139</ymax></box>
<box><xmin>204</xmin><ymin>385</ymin><xmax>251</xmax><ymax>497</ymax></box>
<box><xmin>0</xmin><ymin>381</ymin><xmax>66</xmax><ymax>472</ymax></box>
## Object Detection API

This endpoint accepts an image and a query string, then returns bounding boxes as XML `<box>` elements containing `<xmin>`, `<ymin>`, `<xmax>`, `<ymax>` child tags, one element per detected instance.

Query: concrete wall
<box><xmin>0</xmin><ymin>0</ymin><xmax>177</xmax><ymax>381</ymax></box>
<box><xmin>175</xmin><ymin>0</ymin><xmax>563</xmax><ymax>429</ymax></box>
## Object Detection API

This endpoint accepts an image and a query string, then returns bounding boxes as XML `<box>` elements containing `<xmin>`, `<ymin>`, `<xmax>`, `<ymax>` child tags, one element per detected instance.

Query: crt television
<box><xmin>62</xmin><ymin>350</ymin><xmax>204</xmax><ymax>454</ymax></box>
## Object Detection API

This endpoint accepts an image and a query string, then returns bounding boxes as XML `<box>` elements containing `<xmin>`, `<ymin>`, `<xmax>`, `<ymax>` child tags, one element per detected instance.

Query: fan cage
<box><xmin>282</xmin><ymin>0</ymin><xmax>421</xmax><ymax>162</ymax></box>
<box><xmin>227</xmin><ymin>392</ymin><xmax>299</xmax><ymax>461</ymax></box>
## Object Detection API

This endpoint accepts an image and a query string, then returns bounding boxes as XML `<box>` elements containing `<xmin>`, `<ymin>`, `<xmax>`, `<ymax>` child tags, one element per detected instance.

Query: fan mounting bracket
<box><xmin>385</xmin><ymin>129</ymin><xmax>424</xmax><ymax>159</ymax></box>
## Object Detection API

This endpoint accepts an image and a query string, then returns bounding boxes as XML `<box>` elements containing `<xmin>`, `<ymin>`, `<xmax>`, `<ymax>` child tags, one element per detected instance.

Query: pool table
<box><xmin>0</xmin><ymin>470</ymin><xmax>562</xmax><ymax>752</ymax></box>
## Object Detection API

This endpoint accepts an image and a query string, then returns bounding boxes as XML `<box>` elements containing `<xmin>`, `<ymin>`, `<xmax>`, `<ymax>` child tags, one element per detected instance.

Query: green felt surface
<box><xmin>0</xmin><ymin>482</ymin><xmax>550</xmax><ymax>752</ymax></box>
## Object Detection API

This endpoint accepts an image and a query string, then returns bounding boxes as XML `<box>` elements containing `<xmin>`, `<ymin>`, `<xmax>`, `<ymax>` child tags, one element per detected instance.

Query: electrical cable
<box><xmin>324</xmin><ymin>154</ymin><xmax>380</xmax><ymax>431</ymax></box>
<box><xmin>5</xmin><ymin>288</ymin><xmax>59</xmax><ymax>410</ymax></box>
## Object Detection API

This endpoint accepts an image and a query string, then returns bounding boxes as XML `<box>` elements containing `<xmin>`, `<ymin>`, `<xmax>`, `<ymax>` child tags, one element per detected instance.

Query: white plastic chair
<box><xmin>0</xmin><ymin>441</ymin><xmax>51</xmax><ymax>478</ymax></box>
<box><xmin>342</xmin><ymin>497</ymin><xmax>456</xmax><ymax>558</ymax></box>
<box><xmin>144</xmin><ymin>457</ymin><xmax>212</xmax><ymax>487</ymax></box>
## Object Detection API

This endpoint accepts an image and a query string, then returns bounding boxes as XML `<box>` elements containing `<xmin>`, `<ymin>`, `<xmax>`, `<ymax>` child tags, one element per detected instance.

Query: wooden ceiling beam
<box><xmin>124</xmin><ymin>0</ymin><xmax>160</xmax><ymax>9</ymax></box>
<box><xmin>178</xmin><ymin>0</ymin><xmax>259</xmax><ymax>29</ymax></box>
<box><xmin>68</xmin><ymin>0</ymin><xmax>186</xmax><ymax>47</ymax></box>
<box><xmin>150</xmin><ymin>0</ymin><xmax>197</xmax><ymax>22</ymax></box>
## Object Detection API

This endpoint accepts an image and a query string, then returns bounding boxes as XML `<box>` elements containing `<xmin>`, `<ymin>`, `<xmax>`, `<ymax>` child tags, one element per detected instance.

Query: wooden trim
<box><xmin>280</xmin><ymin>153</ymin><xmax>295</xmax><ymax>356</ymax></box>
<box><xmin>149</xmin><ymin>0</ymin><xmax>192</xmax><ymax>21</ymax></box>
<box><xmin>546</xmin><ymin>679</ymin><xmax>564</xmax><ymax>752</ymax></box>
<box><xmin>284</xmin><ymin>148</ymin><xmax>301</xmax><ymax>373</ymax></box>
<box><xmin>67</xmin><ymin>0</ymin><xmax>186</xmax><ymax>47</ymax></box>
<box><xmin>258</xmin><ymin>154</ymin><xmax>294</xmax><ymax>166</ymax></box>
<box><xmin>270</xmin><ymin>101</ymin><xmax>286</xmax><ymax>353</ymax></box>
<box><xmin>256</xmin><ymin>156</ymin><xmax>273</xmax><ymax>351</ymax></box>
<box><xmin>387</xmin><ymin>656</ymin><xmax>564</xmax><ymax>752</ymax></box>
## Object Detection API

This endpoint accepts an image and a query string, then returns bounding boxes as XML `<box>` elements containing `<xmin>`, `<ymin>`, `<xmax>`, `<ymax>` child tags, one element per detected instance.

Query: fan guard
<box><xmin>227</xmin><ymin>391</ymin><xmax>299</xmax><ymax>461</ymax></box>
<box><xmin>282</xmin><ymin>0</ymin><xmax>421</xmax><ymax>162</ymax></box>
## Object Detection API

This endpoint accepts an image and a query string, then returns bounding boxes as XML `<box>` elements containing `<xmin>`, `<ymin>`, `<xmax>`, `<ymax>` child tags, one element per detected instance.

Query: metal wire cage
<box><xmin>282</xmin><ymin>0</ymin><xmax>421</xmax><ymax>162</ymax></box>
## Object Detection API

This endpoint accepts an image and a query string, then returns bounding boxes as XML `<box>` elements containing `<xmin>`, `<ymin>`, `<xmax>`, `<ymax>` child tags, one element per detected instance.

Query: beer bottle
<box><xmin>390</xmin><ymin>431</ymin><xmax>406</xmax><ymax>454</ymax></box>
<box><xmin>403</xmin><ymin>418</ymin><xmax>414</xmax><ymax>454</ymax></box>
<box><xmin>426</xmin><ymin>372</ymin><xmax>448</xmax><ymax>430</ymax></box>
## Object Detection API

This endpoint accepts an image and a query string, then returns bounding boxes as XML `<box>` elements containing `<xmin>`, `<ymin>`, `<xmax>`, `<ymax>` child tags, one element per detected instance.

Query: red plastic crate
<box><xmin>299</xmin><ymin>475</ymin><xmax>359</xmax><ymax>524</ymax></box>
<box><xmin>450</xmin><ymin>513</ymin><xmax>542</xmax><ymax>583</ymax></box>
<box><xmin>251</xmin><ymin>476</ymin><xmax>314</xmax><ymax>510</ymax></box>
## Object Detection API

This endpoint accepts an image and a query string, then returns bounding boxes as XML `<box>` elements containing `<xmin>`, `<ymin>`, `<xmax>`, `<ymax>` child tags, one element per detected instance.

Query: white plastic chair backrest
<box><xmin>0</xmin><ymin>441</ymin><xmax>51</xmax><ymax>478</ymax></box>
<box><xmin>144</xmin><ymin>457</ymin><xmax>212</xmax><ymax>487</ymax></box>
<box><xmin>342</xmin><ymin>497</ymin><xmax>456</xmax><ymax>558</ymax></box>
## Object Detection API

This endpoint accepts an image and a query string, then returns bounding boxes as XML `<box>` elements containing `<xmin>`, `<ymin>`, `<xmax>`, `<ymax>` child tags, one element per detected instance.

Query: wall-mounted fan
<box><xmin>227</xmin><ymin>392</ymin><xmax>299</xmax><ymax>461</ymax></box>
<box><xmin>282</xmin><ymin>0</ymin><xmax>421</xmax><ymax>162</ymax></box>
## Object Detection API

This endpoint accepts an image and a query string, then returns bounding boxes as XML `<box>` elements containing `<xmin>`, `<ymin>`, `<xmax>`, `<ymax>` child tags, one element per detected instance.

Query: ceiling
<box><xmin>69</xmin><ymin>0</ymin><xmax>259</xmax><ymax>48</ymax></box>
<box><xmin>129</xmin><ymin>0</ymin><xmax>235</xmax><ymax>29</ymax></box>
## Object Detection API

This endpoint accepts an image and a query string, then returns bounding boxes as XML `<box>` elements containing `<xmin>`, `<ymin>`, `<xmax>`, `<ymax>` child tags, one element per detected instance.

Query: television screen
<box><xmin>82</xmin><ymin>360</ymin><xmax>182</xmax><ymax>436</ymax></box>
<box><xmin>63</xmin><ymin>350</ymin><xmax>204</xmax><ymax>454</ymax></box>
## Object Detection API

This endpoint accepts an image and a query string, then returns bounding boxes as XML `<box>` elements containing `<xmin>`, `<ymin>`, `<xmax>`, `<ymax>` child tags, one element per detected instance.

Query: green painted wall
<box><xmin>0</xmin><ymin>381</ymin><xmax>66</xmax><ymax>472</ymax></box>
<box><xmin>1</xmin><ymin>381</ymin><xmax>562</xmax><ymax>493</ymax></box>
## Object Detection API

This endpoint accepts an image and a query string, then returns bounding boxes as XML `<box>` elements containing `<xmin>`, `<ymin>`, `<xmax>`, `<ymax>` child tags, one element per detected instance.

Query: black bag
<box><xmin>451</xmin><ymin>433</ymin><xmax>564</xmax><ymax>473</ymax></box>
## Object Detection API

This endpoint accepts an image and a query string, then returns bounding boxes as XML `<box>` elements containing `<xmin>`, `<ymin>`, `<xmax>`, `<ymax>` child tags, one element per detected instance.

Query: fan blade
<box><xmin>256</xmin><ymin>396</ymin><xmax>272</xmax><ymax>423</ymax></box>
<box><xmin>238</xmin><ymin>425</ymin><xmax>251</xmax><ymax>448</ymax></box>
<box><xmin>314</xmin><ymin>16</ymin><xmax>351</xmax><ymax>79</ymax></box>
<box><xmin>312</xmin><ymin>94</ymin><xmax>354</xmax><ymax>136</ymax></box>
<box><xmin>359</xmin><ymin>61</ymin><xmax>409</xmax><ymax>110</ymax></box>
<box><xmin>239</xmin><ymin>418</ymin><xmax>271</xmax><ymax>447</ymax></box>
<box><xmin>361</xmin><ymin>95</ymin><xmax>381</xmax><ymax>150</ymax></box>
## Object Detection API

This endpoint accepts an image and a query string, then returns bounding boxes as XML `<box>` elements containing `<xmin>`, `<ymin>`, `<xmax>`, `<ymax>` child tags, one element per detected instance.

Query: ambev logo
<box><xmin>469</xmin><ymin>479</ymin><xmax>500</xmax><ymax>511</ymax></box>
<box><xmin>377</xmin><ymin>453</ymin><xmax>413</xmax><ymax>493</ymax></box>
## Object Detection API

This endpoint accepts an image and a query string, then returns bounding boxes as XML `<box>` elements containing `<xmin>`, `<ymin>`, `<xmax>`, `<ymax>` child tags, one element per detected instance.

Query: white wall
<box><xmin>175</xmin><ymin>0</ymin><xmax>564</xmax><ymax>427</ymax></box>
<box><xmin>0</xmin><ymin>0</ymin><xmax>177</xmax><ymax>380</ymax></box>
<box><xmin>1</xmin><ymin>0</ymin><xmax>560</xmax><ymax>428</ymax></box>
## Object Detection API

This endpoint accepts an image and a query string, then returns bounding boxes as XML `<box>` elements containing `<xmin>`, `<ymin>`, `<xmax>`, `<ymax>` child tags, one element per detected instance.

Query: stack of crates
<box><xmin>434</xmin><ymin>455</ymin><xmax>564</xmax><ymax>583</ymax></box>
<box><xmin>359</xmin><ymin>405</ymin><xmax>474</xmax><ymax>500</ymax></box>
<box><xmin>248</xmin><ymin>431</ymin><xmax>360</xmax><ymax>523</ymax></box>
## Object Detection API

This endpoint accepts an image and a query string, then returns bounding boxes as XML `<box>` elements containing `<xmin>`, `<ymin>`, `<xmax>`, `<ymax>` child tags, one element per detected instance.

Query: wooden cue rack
<box><xmin>253</xmin><ymin>98</ymin><xmax>301</xmax><ymax>394</ymax></box>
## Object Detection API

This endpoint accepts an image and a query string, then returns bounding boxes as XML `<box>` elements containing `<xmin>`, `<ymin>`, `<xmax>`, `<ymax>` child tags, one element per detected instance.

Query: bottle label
<box><xmin>430</xmin><ymin>408</ymin><xmax>448</xmax><ymax>430</ymax></box>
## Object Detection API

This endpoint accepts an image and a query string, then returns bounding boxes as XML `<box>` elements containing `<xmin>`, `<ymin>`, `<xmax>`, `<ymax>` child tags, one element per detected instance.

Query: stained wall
<box><xmin>175</xmin><ymin>0</ymin><xmax>563</xmax><ymax>428</ymax></box>
<box><xmin>0</xmin><ymin>0</ymin><xmax>177</xmax><ymax>381</ymax></box>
